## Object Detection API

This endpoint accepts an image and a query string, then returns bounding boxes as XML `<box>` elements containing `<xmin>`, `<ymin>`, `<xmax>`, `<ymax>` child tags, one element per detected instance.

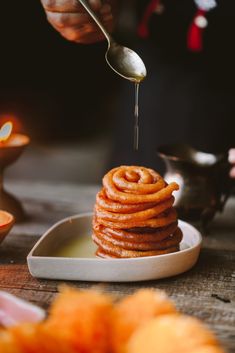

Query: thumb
<box><xmin>88</xmin><ymin>0</ymin><xmax>102</xmax><ymax>11</ymax></box>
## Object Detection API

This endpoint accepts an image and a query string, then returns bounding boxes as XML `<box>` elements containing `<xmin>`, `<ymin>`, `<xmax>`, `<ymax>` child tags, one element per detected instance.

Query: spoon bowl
<box><xmin>105</xmin><ymin>42</ymin><xmax>147</xmax><ymax>82</ymax></box>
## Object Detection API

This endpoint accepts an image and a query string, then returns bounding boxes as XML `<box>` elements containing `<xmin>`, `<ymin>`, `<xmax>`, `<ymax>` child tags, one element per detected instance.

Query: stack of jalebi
<box><xmin>92</xmin><ymin>166</ymin><xmax>182</xmax><ymax>258</ymax></box>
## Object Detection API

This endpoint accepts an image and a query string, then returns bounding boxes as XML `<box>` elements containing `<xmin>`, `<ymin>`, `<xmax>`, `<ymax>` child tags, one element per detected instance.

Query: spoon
<box><xmin>78</xmin><ymin>0</ymin><xmax>147</xmax><ymax>82</ymax></box>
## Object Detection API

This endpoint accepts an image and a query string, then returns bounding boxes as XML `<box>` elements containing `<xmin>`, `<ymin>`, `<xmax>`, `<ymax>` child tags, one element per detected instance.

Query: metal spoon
<box><xmin>78</xmin><ymin>0</ymin><xmax>147</xmax><ymax>82</ymax></box>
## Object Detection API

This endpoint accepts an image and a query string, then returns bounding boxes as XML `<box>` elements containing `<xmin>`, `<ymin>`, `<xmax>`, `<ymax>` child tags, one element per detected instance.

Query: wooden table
<box><xmin>0</xmin><ymin>180</ymin><xmax>234</xmax><ymax>352</ymax></box>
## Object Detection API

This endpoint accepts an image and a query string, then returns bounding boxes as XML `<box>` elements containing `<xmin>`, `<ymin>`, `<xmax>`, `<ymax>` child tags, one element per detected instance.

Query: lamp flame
<box><xmin>0</xmin><ymin>122</ymin><xmax>13</xmax><ymax>142</ymax></box>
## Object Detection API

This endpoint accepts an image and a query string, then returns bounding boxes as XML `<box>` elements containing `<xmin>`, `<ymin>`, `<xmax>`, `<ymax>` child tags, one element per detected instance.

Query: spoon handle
<box><xmin>77</xmin><ymin>0</ymin><xmax>111</xmax><ymax>43</ymax></box>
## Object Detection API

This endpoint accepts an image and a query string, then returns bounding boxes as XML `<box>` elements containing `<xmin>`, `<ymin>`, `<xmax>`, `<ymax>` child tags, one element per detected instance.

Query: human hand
<box><xmin>40</xmin><ymin>0</ymin><xmax>116</xmax><ymax>44</ymax></box>
<box><xmin>228</xmin><ymin>148</ymin><xmax>235</xmax><ymax>178</ymax></box>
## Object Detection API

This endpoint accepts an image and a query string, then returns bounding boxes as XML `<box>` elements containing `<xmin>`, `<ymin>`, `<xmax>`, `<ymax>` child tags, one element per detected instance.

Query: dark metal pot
<box><xmin>158</xmin><ymin>143</ymin><xmax>235</xmax><ymax>227</ymax></box>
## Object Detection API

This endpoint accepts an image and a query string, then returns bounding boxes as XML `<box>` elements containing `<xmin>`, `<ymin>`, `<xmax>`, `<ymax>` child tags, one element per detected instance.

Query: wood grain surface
<box><xmin>0</xmin><ymin>181</ymin><xmax>234</xmax><ymax>352</ymax></box>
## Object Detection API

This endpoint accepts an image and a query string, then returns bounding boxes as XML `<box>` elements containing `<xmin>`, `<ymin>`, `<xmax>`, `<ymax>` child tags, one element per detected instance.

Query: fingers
<box><xmin>89</xmin><ymin>0</ymin><xmax>102</xmax><ymax>11</ymax></box>
<box><xmin>59</xmin><ymin>25</ymin><xmax>100</xmax><ymax>42</ymax></box>
<box><xmin>46</xmin><ymin>12</ymin><xmax>91</xmax><ymax>29</ymax></box>
<box><xmin>41</xmin><ymin>0</ymin><xmax>102</xmax><ymax>13</ymax></box>
<box><xmin>59</xmin><ymin>18</ymin><xmax>113</xmax><ymax>43</ymax></box>
<box><xmin>228</xmin><ymin>149</ymin><xmax>235</xmax><ymax>179</ymax></box>
<box><xmin>99</xmin><ymin>3</ymin><xmax>113</xmax><ymax>16</ymax></box>
<box><xmin>46</xmin><ymin>4</ymin><xmax>112</xmax><ymax>30</ymax></box>
<box><xmin>40</xmin><ymin>0</ymin><xmax>115</xmax><ymax>44</ymax></box>
<box><xmin>45</xmin><ymin>2</ymin><xmax>114</xmax><ymax>43</ymax></box>
<box><xmin>41</xmin><ymin>0</ymin><xmax>82</xmax><ymax>13</ymax></box>
<box><xmin>74</xmin><ymin>31</ymin><xmax>106</xmax><ymax>44</ymax></box>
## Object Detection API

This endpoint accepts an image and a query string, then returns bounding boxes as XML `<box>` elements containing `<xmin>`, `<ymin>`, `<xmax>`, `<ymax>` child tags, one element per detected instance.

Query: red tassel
<box><xmin>138</xmin><ymin>0</ymin><xmax>160</xmax><ymax>38</ymax></box>
<box><xmin>187</xmin><ymin>9</ymin><xmax>206</xmax><ymax>52</ymax></box>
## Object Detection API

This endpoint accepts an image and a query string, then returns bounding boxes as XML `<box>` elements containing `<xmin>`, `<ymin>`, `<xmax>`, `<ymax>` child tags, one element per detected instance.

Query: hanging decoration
<box><xmin>187</xmin><ymin>0</ymin><xmax>217</xmax><ymax>52</ymax></box>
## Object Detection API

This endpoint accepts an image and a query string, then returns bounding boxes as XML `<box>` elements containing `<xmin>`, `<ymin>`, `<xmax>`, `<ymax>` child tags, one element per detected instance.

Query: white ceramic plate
<box><xmin>27</xmin><ymin>213</ymin><xmax>202</xmax><ymax>282</ymax></box>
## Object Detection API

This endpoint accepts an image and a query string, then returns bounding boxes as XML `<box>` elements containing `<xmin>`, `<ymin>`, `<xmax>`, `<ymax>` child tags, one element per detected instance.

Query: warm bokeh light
<box><xmin>0</xmin><ymin>116</ymin><xmax>23</xmax><ymax>134</ymax></box>
<box><xmin>0</xmin><ymin>122</ymin><xmax>13</xmax><ymax>142</ymax></box>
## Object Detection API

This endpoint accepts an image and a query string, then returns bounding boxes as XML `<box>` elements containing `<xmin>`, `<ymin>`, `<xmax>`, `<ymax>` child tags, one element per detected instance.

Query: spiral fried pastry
<box><xmin>92</xmin><ymin>166</ymin><xmax>181</xmax><ymax>258</ymax></box>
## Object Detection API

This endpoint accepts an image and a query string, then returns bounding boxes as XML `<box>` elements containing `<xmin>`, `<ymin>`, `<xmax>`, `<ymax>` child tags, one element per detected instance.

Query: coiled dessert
<box><xmin>92</xmin><ymin>166</ymin><xmax>182</xmax><ymax>258</ymax></box>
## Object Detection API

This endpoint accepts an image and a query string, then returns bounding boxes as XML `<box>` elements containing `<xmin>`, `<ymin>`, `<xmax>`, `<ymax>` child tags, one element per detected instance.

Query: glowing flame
<box><xmin>0</xmin><ymin>122</ymin><xmax>13</xmax><ymax>142</ymax></box>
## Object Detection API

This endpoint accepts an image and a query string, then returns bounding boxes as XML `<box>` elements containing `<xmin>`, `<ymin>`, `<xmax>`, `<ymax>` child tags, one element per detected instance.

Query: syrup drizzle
<box><xmin>134</xmin><ymin>82</ymin><xmax>140</xmax><ymax>151</ymax></box>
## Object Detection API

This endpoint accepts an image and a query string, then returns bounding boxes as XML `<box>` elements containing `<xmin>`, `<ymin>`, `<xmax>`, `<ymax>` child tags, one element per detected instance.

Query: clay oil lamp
<box><xmin>0</xmin><ymin>121</ymin><xmax>30</xmax><ymax>222</ymax></box>
<box><xmin>0</xmin><ymin>210</ymin><xmax>14</xmax><ymax>244</ymax></box>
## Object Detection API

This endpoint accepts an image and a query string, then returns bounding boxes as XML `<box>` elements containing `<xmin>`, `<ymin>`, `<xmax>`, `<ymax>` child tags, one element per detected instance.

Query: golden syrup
<box><xmin>134</xmin><ymin>82</ymin><xmax>140</xmax><ymax>151</ymax></box>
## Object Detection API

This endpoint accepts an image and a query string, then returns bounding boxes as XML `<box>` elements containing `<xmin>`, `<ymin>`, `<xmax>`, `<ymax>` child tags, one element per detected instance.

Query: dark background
<box><xmin>0</xmin><ymin>0</ymin><xmax>121</xmax><ymax>142</ymax></box>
